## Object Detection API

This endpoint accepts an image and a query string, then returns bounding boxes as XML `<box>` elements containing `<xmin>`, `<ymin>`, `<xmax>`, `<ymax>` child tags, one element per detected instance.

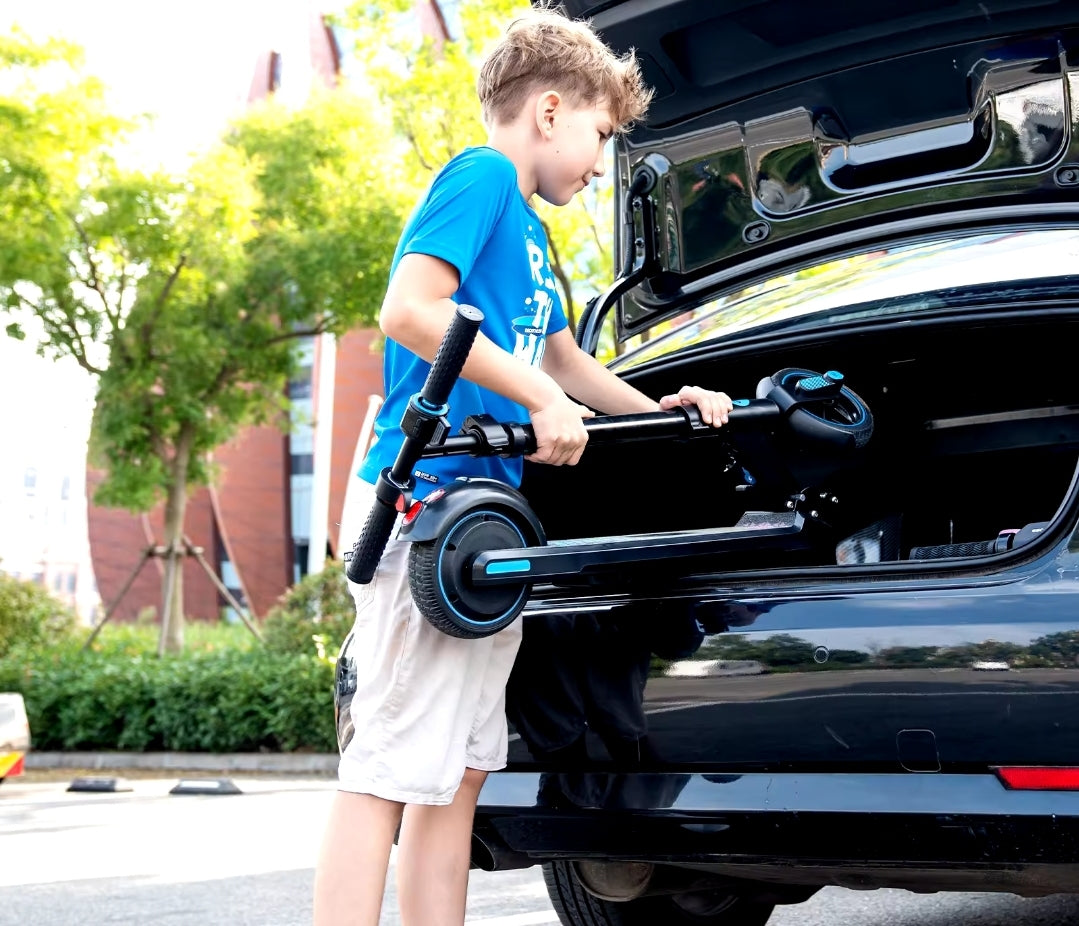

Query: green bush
<box><xmin>0</xmin><ymin>573</ymin><xmax>77</xmax><ymax>655</ymax></box>
<box><xmin>1</xmin><ymin>645</ymin><xmax>337</xmax><ymax>753</ymax></box>
<box><xmin>263</xmin><ymin>564</ymin><xmax>354</xmax><ymax>658</ymax></box>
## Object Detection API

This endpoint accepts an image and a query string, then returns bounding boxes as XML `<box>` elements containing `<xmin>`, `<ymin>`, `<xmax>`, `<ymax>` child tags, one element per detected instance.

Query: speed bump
<box><xmin>67</xmin><ymin>776</ymin><xmax>133</xmax><ymax>792</ymax></box>
<box><xmin>169</xmin><ymin>777</ymin><xmax>242</xmax><ymax>795</ymax></box>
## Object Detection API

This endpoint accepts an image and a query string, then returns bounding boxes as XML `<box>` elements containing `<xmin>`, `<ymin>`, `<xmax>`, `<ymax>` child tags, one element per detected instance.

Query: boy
<box><xmin>313</xmin><ymin>7</ymin><xmax>733</xmax><ymax>925</ymax></box>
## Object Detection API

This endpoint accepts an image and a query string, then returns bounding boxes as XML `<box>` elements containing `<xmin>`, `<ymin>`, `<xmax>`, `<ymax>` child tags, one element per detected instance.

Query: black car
<box><xmin>463</xmin><ymin>2</ymin><xmax>1079</xmax><ymax>924</ymax></box>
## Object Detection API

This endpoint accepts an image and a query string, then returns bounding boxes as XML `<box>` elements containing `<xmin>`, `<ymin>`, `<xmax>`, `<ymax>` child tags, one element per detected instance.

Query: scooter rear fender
<box><xmin>398</xmin><ymin>477</ymin><xmax>546</xmax><ymax>546</ymax></box>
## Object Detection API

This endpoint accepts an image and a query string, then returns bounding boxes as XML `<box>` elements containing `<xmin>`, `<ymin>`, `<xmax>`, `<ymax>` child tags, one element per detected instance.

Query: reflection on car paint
<box><xmin>505</xmin><ymin>535</ymin><xmax>1079</xmax><ymax>775</ymax></box>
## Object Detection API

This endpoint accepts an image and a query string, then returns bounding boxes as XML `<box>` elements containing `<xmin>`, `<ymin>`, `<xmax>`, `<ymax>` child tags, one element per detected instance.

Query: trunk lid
<box><xmin>570</xmin><ymin>0</ymin><xmax>1079</xmax><ymax>339</ymax></box>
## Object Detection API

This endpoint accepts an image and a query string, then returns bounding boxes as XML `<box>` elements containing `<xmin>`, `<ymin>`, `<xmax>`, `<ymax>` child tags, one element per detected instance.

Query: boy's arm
<box><xmin>381</xmin><ymin>252</ymin><xmax>594</xmax><ymax>466</ymax></box>
<box><xmin>541</xmin><ymin>327</ymin><xmax>732</xmax><ymax>426</ymax></box>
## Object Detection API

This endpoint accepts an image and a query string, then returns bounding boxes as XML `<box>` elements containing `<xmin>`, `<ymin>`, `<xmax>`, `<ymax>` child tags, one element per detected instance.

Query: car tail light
<box><xmin>995</xmin><ymin>767</ymin><xmax>1079</xmax><ymax>790</ymax></box>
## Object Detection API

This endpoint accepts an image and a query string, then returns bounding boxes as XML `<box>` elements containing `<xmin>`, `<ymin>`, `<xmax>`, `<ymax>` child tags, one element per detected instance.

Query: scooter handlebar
<box><xmin>420</xmin><ymin>305</ymin><xmax>484</xmax><ymax>408</ymax></box>
<box><xmin>344</xmin><ymin>494</ymin><xmax>398</xmax><ymax>584</ymax></box>
<box><xmin>424</xmin><ymin>398</ymin><xmax>779</xmax><ymax>458</ymax></box>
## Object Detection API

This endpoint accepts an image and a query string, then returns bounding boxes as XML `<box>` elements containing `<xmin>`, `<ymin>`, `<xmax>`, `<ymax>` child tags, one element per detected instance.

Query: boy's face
<box><xmin>534</xmin><ymin>96</ymin><xmax>614</xmax><ymax>207</ymax></box>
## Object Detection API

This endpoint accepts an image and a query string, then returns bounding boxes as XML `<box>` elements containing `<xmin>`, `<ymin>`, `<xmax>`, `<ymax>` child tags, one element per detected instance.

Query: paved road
<box><xmin>2</xmin><ymin>776</ymin><xmax>1078</xmax><ymax>925</ymax></box>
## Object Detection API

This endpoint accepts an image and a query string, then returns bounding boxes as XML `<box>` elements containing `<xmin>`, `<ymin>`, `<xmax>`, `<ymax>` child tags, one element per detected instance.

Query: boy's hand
<box><xmin>659</xmin><ymin>386</ymin><xmax>734</xmax><ymax>427</ymax></box>
<box><xmin>527</xmin><ymin>396</ymin><xmax>595</xmax><ymax>466</ymax></box>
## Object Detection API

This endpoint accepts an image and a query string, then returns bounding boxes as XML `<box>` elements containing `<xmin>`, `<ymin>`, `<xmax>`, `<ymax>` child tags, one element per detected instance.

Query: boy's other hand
<box><xmin>527</xmin><ymin>396</ymin><xmax>595</xmax><ymax>466</ymax></box>
<box><xmin>659</xmin><ymin>386</ymin><xmax>734</xmax><ymax>427</ymax></box>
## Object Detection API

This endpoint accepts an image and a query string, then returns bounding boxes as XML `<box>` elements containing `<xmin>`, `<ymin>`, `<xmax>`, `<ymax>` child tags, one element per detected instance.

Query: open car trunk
<box><xmin>502</xmin><ymin>301</ymin><xmax>1079</xmax><ymax>779</ymax></box>
<box><xmin>522</xmin><ymin>309</ymin><xmax>1079</xmax><ymax>568</ymax></box>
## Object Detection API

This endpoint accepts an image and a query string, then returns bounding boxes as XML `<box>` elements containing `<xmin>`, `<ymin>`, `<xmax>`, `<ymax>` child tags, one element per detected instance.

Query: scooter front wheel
<box><xmin>408</xmin><ymin>507</ymin><xmax>532</xmax><ymax>638</ymax></box>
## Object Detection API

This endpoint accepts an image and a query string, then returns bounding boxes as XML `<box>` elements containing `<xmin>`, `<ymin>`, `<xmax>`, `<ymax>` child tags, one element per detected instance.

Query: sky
<box><xmin>6</xmin><ymin>0</ymin><xmax>351</xmax><ymax>172</ymax></box>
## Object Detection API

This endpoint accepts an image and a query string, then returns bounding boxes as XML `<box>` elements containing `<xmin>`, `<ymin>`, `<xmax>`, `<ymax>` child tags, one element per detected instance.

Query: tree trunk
<box><xmin>158</xmin><ymin>433</ymin><xmax>193</xmax><ymax>655</ymax></box>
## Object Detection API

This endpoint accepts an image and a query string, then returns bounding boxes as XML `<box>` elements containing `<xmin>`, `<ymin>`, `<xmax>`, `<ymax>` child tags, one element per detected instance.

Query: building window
<box><xmin>294</xmin><ymin>541</ymin><xmax>310</xmax><ymax>582</ymax></box>
<box><xmin>288</xmin><ymin>374</ymin><xmax>312</xmax><ymax>400</ymax></box>
<box><xmin>60</xmin><ymin>474</ymin><xmax>71</xmax><ymax>500</ymax></box>
<box><xmin>269</xmin><ymin>51</ymin><xmax>282</xmax><ymax>92</ymax></box>
<box><xmin>290</xmin><ymin>453</ymin><xmax>314</xmax><ymax>476</ymax></box>
<box><xmin>24</xmin><ymin>467</ymin><xmax>37</xmax><ymax>495</ymax></box>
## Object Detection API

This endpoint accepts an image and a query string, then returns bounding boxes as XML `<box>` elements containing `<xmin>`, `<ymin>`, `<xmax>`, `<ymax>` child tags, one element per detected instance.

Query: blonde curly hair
<box><xmin>477</xmin><ymin>5</ymin><xmax>653</xmax><ymax>133</ymax></box>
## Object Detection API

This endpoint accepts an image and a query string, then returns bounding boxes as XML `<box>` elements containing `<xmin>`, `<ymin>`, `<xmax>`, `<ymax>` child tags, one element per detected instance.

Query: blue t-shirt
<box><xmin>359</xmin><ymin>147</ymin><xmax>569</xmax><ymax>497</ymax></box>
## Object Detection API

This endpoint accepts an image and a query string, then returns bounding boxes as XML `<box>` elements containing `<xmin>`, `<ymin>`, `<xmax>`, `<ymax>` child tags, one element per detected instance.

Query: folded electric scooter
<box><xmin>346</xmin><ymin>305</ymin><xmax>873</xmax><ymax>639</ymax></box>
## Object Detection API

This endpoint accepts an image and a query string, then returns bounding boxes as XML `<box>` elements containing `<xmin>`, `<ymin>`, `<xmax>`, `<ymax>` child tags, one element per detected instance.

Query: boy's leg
<box><xmin>396</xmin><ymin>767</ymin><xmax>487</xmax><ymax>926</ymax></box>
<box><xmin>313</xmin><ymin>790</ymin><xmax>404</xmax><ymax>926</ymax></box>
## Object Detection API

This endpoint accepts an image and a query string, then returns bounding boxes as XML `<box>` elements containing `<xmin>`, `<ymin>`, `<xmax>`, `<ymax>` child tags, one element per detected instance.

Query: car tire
<box><xmin>543</xmin><ymin>861</ymin><xmax>777</xmax><ymax>925</ymax></box>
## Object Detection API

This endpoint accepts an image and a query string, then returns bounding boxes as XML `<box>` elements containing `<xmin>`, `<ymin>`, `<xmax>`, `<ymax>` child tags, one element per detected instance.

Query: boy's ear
<box><xmin>535</xmin><ymin>90</ymin><xmax>562</xmax><ymax>138</ymax></box>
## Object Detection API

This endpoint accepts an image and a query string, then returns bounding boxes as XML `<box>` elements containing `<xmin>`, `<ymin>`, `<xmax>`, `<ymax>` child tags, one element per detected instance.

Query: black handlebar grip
<box><xmin>421</xmin><ymin>305</ymin><xmax>484</xmax><ymax>408</ymax></box>
<box><xmin>345</xmin><ymin>498</ymin><xmax>399</xmax><ymax>584</ymax></box>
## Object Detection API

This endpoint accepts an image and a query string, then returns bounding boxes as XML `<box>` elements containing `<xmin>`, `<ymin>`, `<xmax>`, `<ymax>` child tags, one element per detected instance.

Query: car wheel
<box><xmin>543</xmin><ymin>861</ymin><xmax>776</xmax><ymax>925</ymax></box>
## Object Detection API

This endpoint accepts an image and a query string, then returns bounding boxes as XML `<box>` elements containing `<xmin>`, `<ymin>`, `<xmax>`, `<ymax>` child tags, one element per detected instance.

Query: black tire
<box><xmin>543</xmin><ymin>861</ymin><xmax>776</xmax><ymax>926</ymax></box>
<box><xmin>409</xmin><ymin>507</ymin><xmax>532</xmax><ymax>639</ymax></box>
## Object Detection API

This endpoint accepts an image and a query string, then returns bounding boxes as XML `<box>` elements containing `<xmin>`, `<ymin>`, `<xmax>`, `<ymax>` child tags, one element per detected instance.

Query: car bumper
<box><xmin>474</xmin><ymin>771</ymin><xmax>1079</xmax><ymax>893</ymax></box>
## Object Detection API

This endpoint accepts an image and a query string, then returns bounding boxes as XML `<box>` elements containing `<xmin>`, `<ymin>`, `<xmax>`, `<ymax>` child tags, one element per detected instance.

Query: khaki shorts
<box><xmin>336</xmin><ymin>479</ymin><xmax>522</xmax><ymax>805</ymax></box>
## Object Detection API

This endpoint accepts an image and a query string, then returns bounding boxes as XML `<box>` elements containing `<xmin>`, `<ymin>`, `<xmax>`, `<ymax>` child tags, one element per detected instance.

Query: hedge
<box><xmin>0</xmin><ymin>647</ymin><xmax>338</xmax><ymax>753</ymax></box>
<box><xmin>0</xmin><ymin>572</ymin><xmax>77</xmax><ymax>654</ymax></box>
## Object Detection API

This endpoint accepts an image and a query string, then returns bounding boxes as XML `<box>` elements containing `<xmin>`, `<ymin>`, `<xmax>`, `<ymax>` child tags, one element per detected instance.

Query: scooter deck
<box><xmin>470</xmin><ymin>510</ymin><xmax>807</xmax><ymax>585</ymax></box>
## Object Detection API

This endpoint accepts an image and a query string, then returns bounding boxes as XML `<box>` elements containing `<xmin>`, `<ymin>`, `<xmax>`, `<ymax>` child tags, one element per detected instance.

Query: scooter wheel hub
<box><xmin>409</xmin><ymin>508</ymin><xmax>532</xmax><ymax>639</ymax></box>
<box><xmin>438</xmin><ymin>514</ymin><xmax>528</xmax><ymax>617</ymax></box>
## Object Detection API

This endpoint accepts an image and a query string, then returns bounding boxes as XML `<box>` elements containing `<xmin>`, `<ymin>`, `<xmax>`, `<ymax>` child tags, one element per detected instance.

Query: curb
<box><xmin>25</xmin><ymin>751</ymin><xmax>339</xmax><ymax>776</ymax></box>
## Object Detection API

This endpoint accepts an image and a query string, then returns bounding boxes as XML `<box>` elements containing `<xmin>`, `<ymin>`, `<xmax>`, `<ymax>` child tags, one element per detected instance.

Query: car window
<box><xmin>610</xmin><ymin>229</ymin><xmax>1079</xmax><ymax>370</ymax></box>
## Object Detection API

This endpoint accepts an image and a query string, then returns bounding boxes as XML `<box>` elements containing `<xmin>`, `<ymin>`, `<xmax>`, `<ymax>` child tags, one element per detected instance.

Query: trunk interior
<box><xmin>520</xmin><ymin>310</ymin><xmax>1079</xmax><ymax>572</ymax></box>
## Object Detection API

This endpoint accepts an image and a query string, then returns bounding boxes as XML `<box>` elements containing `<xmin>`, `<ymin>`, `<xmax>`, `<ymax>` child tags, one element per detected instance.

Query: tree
<box><xmin>1</xmin><ymin>32</ymin><xmax>406</xmax><ymax>651</ymax></box>
<box><xmin>336</xmin><ymin>0</ymin><xmax>616</xmax><ymax>332</ymax></box>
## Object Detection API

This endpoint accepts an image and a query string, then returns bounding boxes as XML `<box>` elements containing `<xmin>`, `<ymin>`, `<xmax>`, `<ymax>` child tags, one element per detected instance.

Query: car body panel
<box><xmin>498</xmin><ymin>517</ymin><xmax>1079</xmax><ymax>773</ymax></box>
<box><xmin>474</xmin><ymin>526</ymin><xmax>1079</xmax><ymax>888</ymax></box>
<box><xmin>475</xmin><ymin>775</ymin><xmax>1079</xmax><ymax>893</ymax></box>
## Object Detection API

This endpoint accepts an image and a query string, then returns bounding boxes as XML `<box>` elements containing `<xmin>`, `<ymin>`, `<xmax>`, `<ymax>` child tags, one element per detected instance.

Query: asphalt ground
<box><xmin>5</xmin><ymin>772</ymin><xmax>1079</xmax><ymax>926</ymax></box>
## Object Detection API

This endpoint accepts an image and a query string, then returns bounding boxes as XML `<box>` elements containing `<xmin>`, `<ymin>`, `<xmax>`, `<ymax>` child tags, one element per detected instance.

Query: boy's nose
<box><xmin>593</xmin><ymin>149</ymin><xmax>606</xmax><ymax>177</ymax></box>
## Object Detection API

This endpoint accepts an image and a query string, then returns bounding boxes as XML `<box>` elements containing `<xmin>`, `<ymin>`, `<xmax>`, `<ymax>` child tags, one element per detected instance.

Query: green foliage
<box><xmin>79</xmin><ymin>620</ymin><xmax>259</xmax><ymax>658</ymax></box>
<box><xmin>0</xmin><ymin>639</ymin><xmax>337</xmax><ymax>753</ymax></box>
<box><xmin>337</xmin><ymin>0</ymin><xmax>615</xmax><ymax>328</ymax></box>
<box><xmin>0</xmin><ymin>29</ymin><xmax>126</xmax><ymax>216</ymax></box>
<box><xmin>0</xmin><ymin>573</ymin><xmax>77</xmax><ymax>656</ymax></box>
<box><xmin>263</xmin><ymin>564</ymin><xmax>355</xmax><ymax>658</ymax></box>
<box><xmin>0</xmin><ymin>29</ymin><xmax>410</xmax><ymax>646</ymax></box>
<box><xmin>225</xmin><ymin>89</ymin><xmax>407</xmax><ymax>337</ymax></box>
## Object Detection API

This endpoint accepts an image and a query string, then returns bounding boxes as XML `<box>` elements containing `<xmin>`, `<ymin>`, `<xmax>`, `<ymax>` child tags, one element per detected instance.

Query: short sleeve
<box><xmin>400</xmin><ymin>149</ymin><xmax>518</xmax><ymax>284</ymax></box>
<box><xmin>546</xmin><ymin>294</ymin><xmax>569</xmax><ymax>336</ymax></box>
